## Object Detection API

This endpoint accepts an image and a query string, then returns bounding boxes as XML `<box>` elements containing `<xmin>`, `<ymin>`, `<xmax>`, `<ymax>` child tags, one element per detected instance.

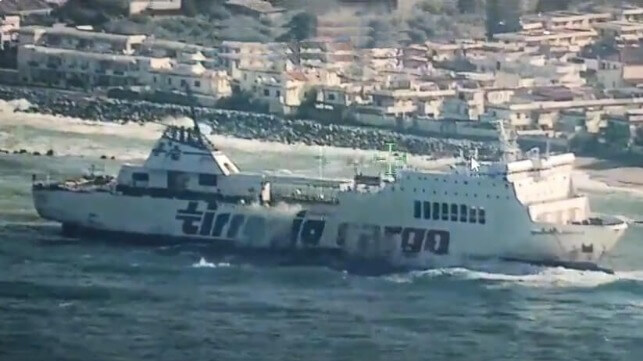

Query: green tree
<box><xmin>182</xmin><ymin>0</ymin><xmax>198</xmax><ymax>17</ymax></box>
<box><xmin>278</xmin><ymin>11</ymin><xmax>317</xmax><ymax>42</ymax></box>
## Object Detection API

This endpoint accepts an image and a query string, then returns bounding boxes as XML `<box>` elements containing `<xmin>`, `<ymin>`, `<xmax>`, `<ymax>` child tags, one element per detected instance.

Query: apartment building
<box><xmin>521</xmin><ymin>11</ymin><xmax>611</xmax><ymax>31</ymax></box>
<box><xmin>17</xmin><ymin>44</ymin><xmax>144</xmax><ymax>88</ymax></box>
<box><xmin>19</xmin><ymin>26</ymin><xmax>147</xmax><ymax>55</ymax></box>
<box><xmin>595</xmin><ymin>20</ymin><xmax>643</xmax><ymax>44</ymax></box>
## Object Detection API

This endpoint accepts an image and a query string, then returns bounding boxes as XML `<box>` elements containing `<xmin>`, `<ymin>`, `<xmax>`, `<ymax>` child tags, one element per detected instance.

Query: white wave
<box><xmin>384</xmin><ymin>264</ymin><xmax>643</xmax><ymax>289</ymax></box>
<box><xmin>192</xmin><ymin>257</ymin><xmax>231</xmax><ymax>269</ymax></box>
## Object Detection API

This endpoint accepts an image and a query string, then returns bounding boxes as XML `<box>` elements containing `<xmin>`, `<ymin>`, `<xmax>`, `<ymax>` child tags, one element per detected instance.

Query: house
<box><xmin>146</xmin><ymin>61</ymin><xmax>232</xmax><ymax>100</ymax></box>
<box><xmin>129</xmin><ymin>0</ymin><xmax>182</xmax><ymax>16</ymax></box>
<box><xmin>596</xmin><ymin>47</ymin><xmax>643</xmax><ymax>89</ymax></box>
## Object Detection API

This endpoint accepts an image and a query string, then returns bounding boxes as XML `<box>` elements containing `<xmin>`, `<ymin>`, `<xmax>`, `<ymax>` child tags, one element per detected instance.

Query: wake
<box><xmin>383</xmin><ymin>261</ymin><xmax>643</xmax><ymax>289</ymax></box>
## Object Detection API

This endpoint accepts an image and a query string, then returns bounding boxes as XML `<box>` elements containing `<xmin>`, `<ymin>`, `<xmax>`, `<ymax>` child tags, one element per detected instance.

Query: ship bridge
<box><xmin>143</xmin><ymin>126</ymin><xmax>240</xmax><ymax>176</ymax></box>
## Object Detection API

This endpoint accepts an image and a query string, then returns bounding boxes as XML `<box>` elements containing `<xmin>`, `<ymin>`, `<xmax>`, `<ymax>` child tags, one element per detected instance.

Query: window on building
<box><xmin>180</xmin><ymin>79</ymin><xmax>186</xmax><ymax>87</ymax></box>
<box><xmin>328</xmin><ymin>93</ymin><xmax>336</xmax><ymax>101</ymax></box>
<box><xmin>132</xmin><ymin>172</ymin><xmax>149</xmax><ymax>182</ymax></box>
<box><xmin>469</xmin><ymin>206</ymin><xmax>478</xmax><ymax>223</ymax></box>
<box><xmin>264</xmin><ymin>89</ymin><xmax>270</xmax><ymax>96</ymax></box>
<box><xmin>432</xmin><ymin>202</ymin><xmax>440</xmax><ymax>220</ymax></box>
<box><xmin>423</xmin><ymin>201</ymin><xmax>431</xmax><ymax>219</ymax></box>
<box><xmin>167</xmin><ymin>78</ymin><xmax>172</xmax><ymax>85</ymax></box>
<box><xmin>153</xmin><ymin>76</ymin><xmax>157</xmax><ymax>83</ymax></box>
<box><xmin>276</xmin><ymin>90</ymin><xmax>281</xmax><ymax>98</ymax></box>
<box><xmin>451</xmin><ymin>204</ymin><xmax>458</xmax><ymax>222</ymax></box>
<box><xmin>441</xmin><ymin>203</ymin><xmax>449</xmax><ymax>221</ymax></box>
<box><xmin>194</xmin><ymin>80</ymin><xmax>201</xmax><ymax>88</ymax></box>
<box><xmin>198</xmin><ymin>173</ymin><xmax>217</xmax><ymax>187</ymax></box>
<box><xmin>414</xmin><ymin>201</ymin><xmax>421</xmax><ymax>218</ymax></box>
<box><xmin>479</xmin><ymin>208</ymin><xmax>486</xmax><ymax>224</ymax></box>
<box><xmin>460</xmin><ymin>204</ymin><xmax>468</xmax><ymax>222</ymax></box>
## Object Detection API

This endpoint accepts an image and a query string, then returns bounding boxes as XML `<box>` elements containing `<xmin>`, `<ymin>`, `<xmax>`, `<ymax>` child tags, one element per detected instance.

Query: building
<box><xmin>146</xmin><ymin>61</ymin><xmax>232</xmax><ymax>100</ymax></box>
<box><xmin>18</xmin><ymin>26</ymin><xmax>147</xmax><ymax>55</ymax></box>
<box><xmin>219</xmin><ymin>41</ymin><xmax>289</xmax><ymax>78</ymax></box>
<box><xmin>617</xmin><ymin>5</ymin><xmax>643</xmax><ymax>22</ymax></box>
<box><xmin>594</xmin><ymin>20</ymin><xmax>643</xmax><ymax>45</ymax></box>
<box><xmin>129</xmin><ymin>0</ymin><xmax>182</xmax><ymax>16</ymax></box>
<box><xmin>224</xmin><ymin>0</ymin><xmax>285</xmax><ymax>20</ymax></box>
<box><xmin>0</xmin><ymin>0</ymin><xmax>51</xmax><ymax>17</ymax></box>
<box><xmin>0</xmin><ymin>15</ymin><xmax>19</xmax><ymax>50</ymax></box>
<box><xmin>299</xmin><ymin>38</ymin><xmax>356</xmax><ymax>70</ymax></box>
<box><xmin>521</xmin><ymin>11</ymin><xmax>611</xmax><ymax>31</ymax></box>
<box><xmin>596</xmin><ymin>47</ymin><xmax>643</xmax><ymax>89</ymax></box>
<box><xmin>17</xmin><ymin>44</ymin><xmax>144</xmax><ymax>88</ymax></box>
<box><xmin>494</xmin><ymin>28</ymin><xmax>598</xmax><ymax>49</ymax></box>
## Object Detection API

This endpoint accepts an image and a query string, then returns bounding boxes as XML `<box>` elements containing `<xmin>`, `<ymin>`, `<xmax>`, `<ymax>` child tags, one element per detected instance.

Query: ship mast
<box><xmin>496</xmin><ymin>120</ymin><xmax>521</xmax><ymax>162</ymax></box>
<box><xmin>183</xmin><ymin>83</ymin><xmax>200</xmax><ymax>136</ymax></box>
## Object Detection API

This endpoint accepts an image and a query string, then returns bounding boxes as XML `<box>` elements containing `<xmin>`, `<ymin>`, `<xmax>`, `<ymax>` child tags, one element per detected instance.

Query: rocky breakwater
<box><xmin>0</xmin><ymin>86</ymin><xmax>497</xmax><ymax>156</ymax></box>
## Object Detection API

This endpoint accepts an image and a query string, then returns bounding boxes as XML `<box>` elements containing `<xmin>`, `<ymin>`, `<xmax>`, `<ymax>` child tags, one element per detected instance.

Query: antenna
<box><xmin>183</xmin><ymin>83</ymin><xmax>200</xmax><ymax>135</ymax></box>
<box><xmin>314</xmin><ymin>146</ymin><xmax>328</xmax><ymax>179</ymax></box>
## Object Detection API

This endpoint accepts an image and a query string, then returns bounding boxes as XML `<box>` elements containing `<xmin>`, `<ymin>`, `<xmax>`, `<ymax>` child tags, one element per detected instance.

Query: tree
<box><xmin>457</xmin><ymin>0</ymin><xmax>478</xmax><ymax>14</ymax></box>
<box><xmin>278</xmin><ymin>11</ymin><xmax>317</xmax><ymax>42</ymax></box>
<box><xmin>182</xmin><ymin>0</ymin><xmax>198</xmax><ymax>17</ymax></box>
<box><xmin>536</xmin><ymin>0</ymin><xmax>570</xmax><ymax>12</ymax></box>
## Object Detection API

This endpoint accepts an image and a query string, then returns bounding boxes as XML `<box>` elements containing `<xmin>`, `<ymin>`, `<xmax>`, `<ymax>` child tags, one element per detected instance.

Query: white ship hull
<box><xmin>33</xmin><ymin>188</ymin><xmax>628</xmax><ymax>270</ymax></box>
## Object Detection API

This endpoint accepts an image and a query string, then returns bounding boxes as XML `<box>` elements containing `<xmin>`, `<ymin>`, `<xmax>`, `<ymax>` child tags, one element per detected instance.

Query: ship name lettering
<box><xmin>175</xmin><ymin>201</ymin><xmax>262</xmax><ymax>240</ymax></box>
<box><xmin>336</xmin><ymin>222</ymin><xmax>450</xmax><ymax>255</ymax></box>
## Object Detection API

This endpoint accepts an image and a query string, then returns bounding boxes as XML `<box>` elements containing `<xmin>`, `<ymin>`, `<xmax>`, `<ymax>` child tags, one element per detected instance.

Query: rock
<box><xmin>46</xmin><ymin>149</ymin><xmax>55</xmax><ymax>156</ymax></box>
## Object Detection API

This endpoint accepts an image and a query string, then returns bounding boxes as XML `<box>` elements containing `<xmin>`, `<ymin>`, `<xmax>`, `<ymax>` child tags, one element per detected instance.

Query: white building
<box><xmin>129</xmin><ymin>0</ymin><xmax>182</xmax><ymax>15</ymax></box>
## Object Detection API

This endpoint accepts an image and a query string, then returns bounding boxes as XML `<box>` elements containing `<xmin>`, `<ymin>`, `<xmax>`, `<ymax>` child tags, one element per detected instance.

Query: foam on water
<box><xmin>192</xmin><ymin>257</ymin><xmax>232</xmax><ymax>269</ymax></box>
<box><xmin>384</xmin><ymin>263</ymin><xmax>643</xmax><ymax>289</ymax></box>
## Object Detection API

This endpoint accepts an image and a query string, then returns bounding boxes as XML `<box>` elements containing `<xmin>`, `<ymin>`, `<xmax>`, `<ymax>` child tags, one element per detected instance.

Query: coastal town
<box><xmin>0</xmin><ymin>0</ymin><xmax>641</xmax><ymax>162</ymax></box>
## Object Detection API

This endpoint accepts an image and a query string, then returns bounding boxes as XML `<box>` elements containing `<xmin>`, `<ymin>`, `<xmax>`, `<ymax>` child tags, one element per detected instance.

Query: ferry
<box><xmin>32</xmin><ymin>118</ymin><xmax>629</xmax><ymax>272</ymax></box>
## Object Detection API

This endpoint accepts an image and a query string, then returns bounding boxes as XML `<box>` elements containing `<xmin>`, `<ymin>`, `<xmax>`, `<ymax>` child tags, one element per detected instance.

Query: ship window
<box><xmin>198</xmin><ymin>173</ymin><xmax>217</xmax><ymax>186</ymax></box>
<box><xmin>432</xmin><ymin>202</ymin><xmax>440</xmax><ymax>220</ymax></box>
<box><xmin>132</xmin><ymin>172</ymin><xmax>149</xmax><ymax>182</ymax></box>
<box><xmin>451</xmin><ymin>204</ymin><xmax>458</xmax><ymax>222</ymax></box>
<box><xmin>441</xmin><ymin>203</ymin><xmax>449</xmax><ymax>221</ymax></box>
<box><xmin>479</xmin><ymin>208</ymin><xmax>486</xmax><ymax>224</ymax></box>
<box><xmin>460</xmin><ymin>204</ymin><xmax>468</xmax><ymax>222</ymax></box>
<box><xmin>469</xmin><ymin>207</ymin><xmax>478</xmax><ymax>223</ymax></box>
<box><xmin>414</xmin><ymin>200</ymin><xmax>422</xmax><ymax>219</ymax></box>
<box><xmin>423</xmin><ymin>201</ymin><xmax>431</xmax><ymax>219</ymax></box>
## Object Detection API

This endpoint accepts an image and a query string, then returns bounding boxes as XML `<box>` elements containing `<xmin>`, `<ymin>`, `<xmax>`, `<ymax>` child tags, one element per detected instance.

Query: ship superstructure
<box><xmin>32</xmin><ymin>118</ymin><xmax>629</xmax><ymax>271</ymax></box>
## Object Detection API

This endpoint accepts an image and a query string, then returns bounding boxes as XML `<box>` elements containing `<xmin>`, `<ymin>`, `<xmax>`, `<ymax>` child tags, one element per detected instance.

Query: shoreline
<box><xmin>0</xmin><ymin>86</ymin><xmax>496</xmax><ymax>158</ymax></box>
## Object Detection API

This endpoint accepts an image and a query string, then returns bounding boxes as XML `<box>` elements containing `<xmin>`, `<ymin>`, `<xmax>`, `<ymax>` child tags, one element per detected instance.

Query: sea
<box><xmin>1</xmin><ymin>103</ymin><xmax>642</xmax><ymax>361</ymax></box>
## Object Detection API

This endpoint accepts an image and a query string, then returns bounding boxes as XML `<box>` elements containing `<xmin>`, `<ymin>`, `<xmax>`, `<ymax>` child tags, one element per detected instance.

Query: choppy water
<box><xmin>1</xmin><ymin>110</ymin><xmax>643</xmax><ymax>360</ymax></box>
